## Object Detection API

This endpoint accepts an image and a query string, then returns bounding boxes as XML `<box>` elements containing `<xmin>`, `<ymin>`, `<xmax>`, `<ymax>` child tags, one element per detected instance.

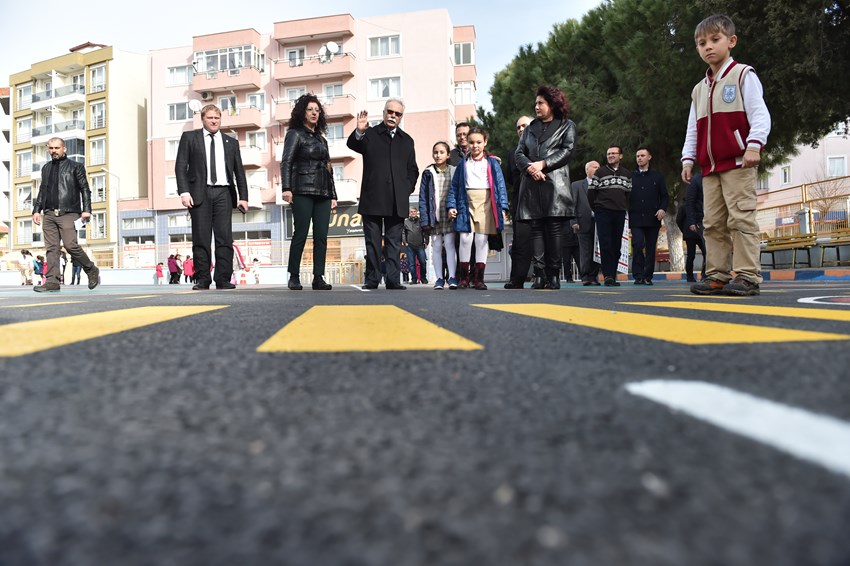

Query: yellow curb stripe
<box><xmin>0</xmin><ymin>306</ymin><xmax>228</xmax><ymax>357</ymax></box>
<box><xmin>473</xmin><ymin>303</ymin><xmax>849</xmax><ymax>345</ymax></box>
<box><xmin>622</xmin><ymin>301</ymin><xmax>850</xmax><ymax>322</ymax></box>
<box><xmin>2</xmin><ymin>301</ymin><xmax>84</xmax><ymax>309</ymax></box>
<box><xmin>257</xmin><ymin>305</ymin><xmax>483</xmax><ymax>352</ymax></box>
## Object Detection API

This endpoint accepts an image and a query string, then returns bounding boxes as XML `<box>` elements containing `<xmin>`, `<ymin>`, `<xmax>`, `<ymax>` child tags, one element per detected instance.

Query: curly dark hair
<box><xmin>289</xmin><ymin>94</ymin><xmax>327</xmax><ymax>134</ymax></box>
<box><xmin>535</xmin><ymin>85</ymin><xmax>571</xmax><ymax>120</ymax></box>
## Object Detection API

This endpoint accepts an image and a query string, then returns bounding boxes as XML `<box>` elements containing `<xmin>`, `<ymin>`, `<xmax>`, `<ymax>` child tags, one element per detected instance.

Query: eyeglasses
<box><xmin>385</xmin><ymin>109</ymin><xmax>403</xmax><ymax>117</ymax></box>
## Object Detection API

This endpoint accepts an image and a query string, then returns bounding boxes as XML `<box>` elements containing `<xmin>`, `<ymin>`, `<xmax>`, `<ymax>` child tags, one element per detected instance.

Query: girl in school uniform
<box><xmin>447</xmin><ymin>127</ymin><xmax>509</xmax><ymax>290</ymax></box>
<box><xmin>418</xmin><ymin>141</ymin><xmax>458</xmax><ymax>289</ymax></box>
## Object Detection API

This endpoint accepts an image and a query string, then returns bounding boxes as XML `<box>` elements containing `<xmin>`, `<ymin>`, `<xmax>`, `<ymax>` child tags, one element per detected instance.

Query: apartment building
<box><xmin>144</xmin><ymin>10</ymin><xmax>476</xmax><ymax>276</ymax></box>
<box><xmin>9</xmin><ymin>43</ymin><xmax>147</xmax><ymax>268</ymax></box>
<box><xmin>1</xmin><ymin>88</ymin><xmax>10</xmax><ymax>253</ymax></box>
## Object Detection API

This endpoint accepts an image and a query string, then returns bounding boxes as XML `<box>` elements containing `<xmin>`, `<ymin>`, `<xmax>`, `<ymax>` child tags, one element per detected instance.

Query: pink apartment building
<box><xmin>143</xmin><ymin>10</ymin><xmax>477</xmax><ymax>279</ymax></box>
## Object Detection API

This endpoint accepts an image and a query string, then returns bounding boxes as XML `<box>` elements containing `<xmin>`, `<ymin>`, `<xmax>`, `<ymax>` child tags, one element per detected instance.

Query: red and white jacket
<box><xmin>681</xmin><ymin>58</ymin><xmax>771</xmax><ymax>175</ymax></box>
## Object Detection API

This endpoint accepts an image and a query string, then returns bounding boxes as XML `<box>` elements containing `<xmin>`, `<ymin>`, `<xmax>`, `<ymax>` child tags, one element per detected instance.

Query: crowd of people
<box><xmin>20</xmin><ymin>14</ymin><xmax>766</xmax><ymax>298</ymax></box>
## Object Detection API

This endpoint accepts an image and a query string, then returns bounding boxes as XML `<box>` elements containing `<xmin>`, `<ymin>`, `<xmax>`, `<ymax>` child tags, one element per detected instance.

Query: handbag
<box><xmin>315</xmin><ymin>164</ymin><xmax>335</xmax><ymax>195</ymax></box>
<box><xmin>488</xmin><ymin>232</ymin><xmax>504</xmax><ymax>252</ymax></box>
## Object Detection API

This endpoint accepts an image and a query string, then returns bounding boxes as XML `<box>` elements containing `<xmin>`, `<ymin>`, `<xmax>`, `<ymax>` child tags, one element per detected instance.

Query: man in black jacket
<box><xmin>448</xmin><ymin>122</ymin><xmax>470</xmax><ymax>166</ymax></box>
<box><xmin>348</xmin><ymin>98</ymin><xmax>419</xmax><ymax>290</ymax></box>
<box><xmin>629</xmin><ymin>147</ymin><xmax>669</xmax><ymax>285</ymax></box>
<box><xmin>31</xmin><ymin>137</ymin><xmax>99</xmax><ymax>292</ymax></box>
<box><xmin>176</xmin><ymin>104</ymin><xmax>249</xmax><ymax>290</ymax></box>
<box><xmin>570</xmin><ymin>160</ymin><xmax>601</xmax><ymax>285</ymax></box>
<box><xmin>588</xmin><ymin>146</ymin><xmax>631</xmax><ymax>286</ymax></box>
<box><xmin>505</xmin><ymin>115</ymin><xmax>533</xmax><ymax>288</ymax></box>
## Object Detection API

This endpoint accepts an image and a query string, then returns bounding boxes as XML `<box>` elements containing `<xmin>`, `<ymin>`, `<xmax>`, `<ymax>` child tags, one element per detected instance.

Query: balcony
<box><xmin>274</xmin><ymin>14</ymin><xmax>354</xmax><ymax>44</ymax></box>
<box><xmin>193</xmin><ymin>104</ymin><xmax>263</xmax><ymax>130</ymax></box>
<box><xmin>334</xmin><ymin>179</ymin><xmax>359</xmax><ymax>204</ymax></box>
<box><xmin>240</xmin><ymin>145</ymin><xmax>264</xmax><ymax>168</ymax></box>
<box><xmin>193</xmin><ymin>66</ymin><xmax>262</xmax><ymax>93</ymax></box>
<box><xmin>274</xmin><ymin>94</ymin><xmax>356</xmax><ymax>123</ymax></box>
<box><xmin>327</xmin><ymin>138</ymin><xmax>356</xmax><ymax>160</ymax></box>
<box><xmin>30</xmin><ymin>84</ymin><xmax>86</xmax><ymax>111</ymax></box>
<box><xmin>31</xmin><ymin>119</ymin><xmax>86</xmax><ymax>146</ymax></box>
<box><xmin>274</xmin><ymin>54</ymin><xmax>354</xmax><ymax>84</ymax></box>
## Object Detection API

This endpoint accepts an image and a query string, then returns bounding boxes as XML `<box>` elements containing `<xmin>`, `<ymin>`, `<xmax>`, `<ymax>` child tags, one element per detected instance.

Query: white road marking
<box><xmin>626</xmin><ymin>380</ymin><xmax>850</xmax><ymax>479</ymax></box>
<box><xmin>797</xmin><ymin>296</ymin><xmax>850</xmax><ymax>307</ymax></box>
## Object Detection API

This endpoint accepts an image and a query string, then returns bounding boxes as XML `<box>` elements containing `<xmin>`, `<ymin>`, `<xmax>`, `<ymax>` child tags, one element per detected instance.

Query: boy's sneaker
<box><xmin>690</xmin><ymin>277</ymin><xmax>726</xmax><ymax>295</ymax></box>
<box><xmin>433</xmin><ymin>278</ymin><xmax>445</xmax><ymax>290</ymax></box>
<box><xmin>447</xmin><ymin>277</ymin><xmax>458</xmax><ymax>290</ymax></box>
<box><xmin>34</xmin><ymin>283</ymin><xmax>61</xmax><ymax>293</ymax></box>
<box><xmin>723</xmin><ymin>277</ymin><xmax>760</xmax><ymax>296</ymax></box>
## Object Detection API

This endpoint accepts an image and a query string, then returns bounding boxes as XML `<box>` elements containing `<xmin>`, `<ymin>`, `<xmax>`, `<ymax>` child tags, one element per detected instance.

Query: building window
<box><xmin>90</xmin><ymin>101</ymin><xmax>106</xmax><ymax>129</ymax></box>
<box><xmin>286</xmin><ymin>47</ymin><xmax>306</xmax><ymax>67</ymax></box>
<box><xmin>16</xmin><ymin>185</ymin><xmax>33</xmax><ymax>211</ymax></box>
<box><xmin>286</xmin><ymin>87</ymin><xmax>306</xmax><ymax>103</ymax></box>
<box><xmin>122</xmin><ymin>217</ymin><xmax>155</xmax><ymax>230</ymax></box>
<box><xmin>327</xmin><ymin>123</ymin><xmax>345</xmax><ymax>142</ymax></box>
<box><xmin>194</xmin><ymin>45</ymin><xmax>264</xmax><ymax>73</ymax></box>
<box><xmin>167</xmin><ymin>65</ymin><xmax>194</xmax><ymax>86</ymax></box>
<box><xmin>168</xmin><ymin>102</ymin><xmax>192</xmax><ymax>121</ymax></box>
<box><xmin>219</xmin><ymin>95</ymin><xmax>237</xmax><ymax>113</ymax></box>
<box><xmin>781</xmin><ymin>165</ymin><xmax>791</xmax><ymax>185</ymax></box>
<box><xmin>90</xmin><ymin>212</ymin><xmax>107</xmax><ymax>239</ymax></box>
<box><xmin>16</xmin><ymin>151</ymin><xmax>32</xmax><ymax>178</ymax></box>
<box><xmin>16</xmin><ymin>84</ymin><xmax>32</xmax><ymax>111</ymax></box>
<box><xmin>827</xmin><ymin>156</ymin><xmax>847</xmax><ymax>178</ymax></box>
<box><xmin>90</xmin><ymin>65</ymin><xmax>106</xmax><ymax>93</ymax></box>
<box><xmin>165</xmin><ymin>176</ymin><xmax>180</xmax><ymax>198</ymax></box>
<box><xmin>369</xmin><ymin>35</ymin><xmax>400</xmax><ymax>58</ymax></box>
<box><xmin>166</xmin><ymin>139</ymin><xmax>180</xmax><ymax>161</ymax></box>
<box><xmin>247</xmin><ymin>92</ymin><xmax>265</xmax><ymax>110</ymax></box>
<box><xmin>246</xmin><ymin>131</ymin><xmax>267</xmax><ymax>150</ymax></box>
<box><xmin>16</xmin><ymin>118</ymin><xmax>32</xmax><ymax>142</ymax></box>
<box><xmin>369</xmin><ymin>77</ymin><xmax>401</xmax><ymax>99</ymax></box>
<box><xmin>454</xmin><ymin>42</ymin><xmax>474</xmax><ymax>65</ymax></box>
<box><xmin>17</xmin><ymin>220</ymin><xmax>33</xmax><ymax>245</ymax></box>
<box><xmin>324</xmin><ymin>83</ymin><xmax>343</xmax><ymax>99</ymax></box>
<box><xmin>454</xmin><ymin>82</ymin><xmax>475</xmax><ymax>105</ymax></box>
<box><xmin>90</xmin><ymin>174</ymin><xmax>107</xmax><ymax>202</ymax></box>
<box><xmin>332</xmin><ymin>164</ymin><xmax>344</xmax><ymax>181</ymax></box>
<box><xmin>89</xmin><ymin>138</ymin><xmax>106</xmax><ymax>166</ymax></box>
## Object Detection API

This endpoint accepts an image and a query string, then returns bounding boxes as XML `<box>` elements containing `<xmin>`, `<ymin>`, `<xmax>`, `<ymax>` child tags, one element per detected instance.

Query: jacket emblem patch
<box><xmin>722</xmin><ymin>85</ymin><xmax>737</xmax><ymax>103</ymax></box>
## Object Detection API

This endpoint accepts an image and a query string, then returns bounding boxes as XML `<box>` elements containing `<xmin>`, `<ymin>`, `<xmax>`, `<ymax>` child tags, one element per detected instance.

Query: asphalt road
<box><xmin>1</xmin><ymin>280</ymin><xmax>849</xmax><ymax>566</ymax></box>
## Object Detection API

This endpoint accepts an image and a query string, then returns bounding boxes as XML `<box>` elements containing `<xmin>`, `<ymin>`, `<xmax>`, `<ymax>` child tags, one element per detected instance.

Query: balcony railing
<box><xmin>32</xmin><ymin>120</ymin><xmax>86</xmax><ymax>138</ymax></box>
<box><xmin>31</xmin><ymin>84</ymin><xmax>86</xmax><ymax>103</ymax></box>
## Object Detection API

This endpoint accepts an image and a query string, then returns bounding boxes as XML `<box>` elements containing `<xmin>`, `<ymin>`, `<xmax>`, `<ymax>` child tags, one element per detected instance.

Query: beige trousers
<box><xmin>702</xmin><ymin>167</ymin><xmax>762</xmax><ymax>284</ymax></box>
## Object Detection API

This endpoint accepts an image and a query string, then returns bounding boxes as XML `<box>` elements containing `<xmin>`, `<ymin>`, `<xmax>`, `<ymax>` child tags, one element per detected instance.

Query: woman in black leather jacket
<box><xmin>515</xmin><ymin>85</ymin><xmax>577</xmax><ymax>289</ymax></box>
<box><xmin>280</xmin><ymin>94</ymin><xmax>337</xmax><ymax>290</ymax></box>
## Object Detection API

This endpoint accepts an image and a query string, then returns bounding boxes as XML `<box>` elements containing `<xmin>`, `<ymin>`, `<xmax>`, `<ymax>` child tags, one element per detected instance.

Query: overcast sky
<box><xmin>1</xmin><ymin>0</ymin><xmax>600</xmax><ymax>111</ymax></box>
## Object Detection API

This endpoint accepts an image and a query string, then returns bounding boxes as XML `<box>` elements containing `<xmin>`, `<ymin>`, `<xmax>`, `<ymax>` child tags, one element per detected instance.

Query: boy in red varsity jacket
<box><xmin>681</xmin><ymin>14</ymin><xmax>771</xmax><ymax>296</ymax></box>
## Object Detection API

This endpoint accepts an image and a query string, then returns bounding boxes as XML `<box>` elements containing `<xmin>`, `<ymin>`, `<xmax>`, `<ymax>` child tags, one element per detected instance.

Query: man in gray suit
<box><xmin>570</xmin><ymin>160</ymin><xmax>601</xmax><ymax>285</ymax></box>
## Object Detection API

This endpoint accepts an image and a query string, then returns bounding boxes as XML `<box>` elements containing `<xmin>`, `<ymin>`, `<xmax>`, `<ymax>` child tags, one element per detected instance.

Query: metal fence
<box><xmin>756</xmin><ymin>175</ymin><xmax>850</xmax><ymax>238</ymax></box>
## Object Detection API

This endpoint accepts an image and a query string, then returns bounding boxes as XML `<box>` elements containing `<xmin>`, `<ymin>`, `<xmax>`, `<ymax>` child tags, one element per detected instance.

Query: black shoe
<box><xmin>312</xmin><ymin>276</ymin><xmax>332</xmax><ymax>290</ymax></box>
<box><xmin>547</xmin><ymin>275</ymin><xmax>560</xmax><ymax>290</ymax></box>
<box><xmin>421</xmin><ymin>278</ymin><xmax>428</xmax><ymax>285</ymax></box>
<box><xmin>386</xmin><ymin>283</ymin><xmax>407</xmax><ymax>290</ymax></box>
<box><xmin>644</xmin><ymin>280</ymin><xmax>654</xmax><ymax>286</ymax></box>
<box><xmin>504</xmin><ymin>281</ymin><xmax>524</xmax><ymax>289</ymax></box>
<box><xmin>633</xmin><ymin>278</ymin><xmax>645</xmax><ymax>285</ymax></box>
<box><xmin>582</xmin><ymin>281</ymin><xmax>593</xmax><ymax>286</ymax></box>
<box><xmin>590</xmin><ymin>280</ymin><xmax>601</xmax><ymax>286</ymax></box>
<box><xmin>362</xmin><ymin>282</ymin><xmax>378</xmax><ymax>290</ymax></box>
<box><xmin>87</xmin><ymin>267</ymin><xmax>100</xmax><ymax>289</ymax></box>
<box><xmin>192</xmin><ymin>284</ymin><xmax>210</xmax><ymax>290</ymax></box>
<box><xmin>288</xmin><ymin>275</ymin><xmax>303</xmax><ymax>290</ymax></box>
<box><xmin>686</xmin><ymin>276</ymin><xmax>697</xmax><ymax>282</ymax></box>
<box><xmin>604</xmin><ymin>277</ymin><xmax>620</xmax><ymax>287</ymax></box>
<box><xmin>217</xmin><ymin>282</ymin><xmax>237</xmax><ymax>289</ymax></box>
<box><xmin>34</xmin><ymin>283</ymin><xmax>61</xmax><ymax>293</ymax></box>
<box><xmin>531</xmin><ymin>277</ymin><xmax>546</xmax><ymax>289</ymax></box>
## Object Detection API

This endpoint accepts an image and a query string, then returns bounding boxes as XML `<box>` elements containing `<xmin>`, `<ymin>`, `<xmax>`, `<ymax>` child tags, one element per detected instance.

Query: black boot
<box><xmin>312</xmin><ymin>275</ymin><xmax>332</xmax><ymax>290</ymax></box>
<box><xmin>288</xmin><ymin>274</ymin><xmax>302</xmax><ymax>290</ymax></box>
<box><xmin>531</xmin><ymin>267</ymin><xmax>546</xmax><ymax>289</ymax></box>
<box><xmin>547</xmin><ymin>274</ymin><xmax>560</xmax><ymax>290</ymax></box>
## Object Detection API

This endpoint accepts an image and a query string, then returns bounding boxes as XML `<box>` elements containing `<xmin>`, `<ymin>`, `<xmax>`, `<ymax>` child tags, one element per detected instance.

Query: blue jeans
<box><xmin>408</xmin><ymin>246</ymin><xmax>428</xmax><ymax>282</ymax></box>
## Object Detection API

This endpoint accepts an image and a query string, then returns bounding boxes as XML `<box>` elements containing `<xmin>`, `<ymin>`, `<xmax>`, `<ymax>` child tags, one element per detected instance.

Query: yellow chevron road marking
<box><xmin>473</xmin><ymin>304</ymin><xmax>849</xmax><ymax>345</ymax></box>
<box><xmin>2</xmin><ymin>301</ymin><xmax>83</xmax><ymax>308</ymax></box>
<box><xmin>0</xmin><ymin>306</ymin><xmax>228</xmax><ymax>357</ymax></box>
<box><xmin>622</xmin><ymin>301</ymin><xmax>850</xmax><ymax>322</ymax></box>
<box><xmin>257</xmin><ymin>305</ymin><xmax>483</xmax><ymax>353</ymax></box>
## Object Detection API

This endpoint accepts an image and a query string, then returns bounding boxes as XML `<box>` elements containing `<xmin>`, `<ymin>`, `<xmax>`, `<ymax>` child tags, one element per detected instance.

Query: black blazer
<box><xmin>569</xmin><ymin>178</ymin><xmax>595</xmax><ymax>234</ymax></box>
<box><xmin>347</xmin><ymin>123</ymin><xmax>419</xmax><ymax>218</ymax></box>
<box><xmin>175</xmin><ymin>129</ymin><xmax>248</xmax><ymax>207</ymax></box>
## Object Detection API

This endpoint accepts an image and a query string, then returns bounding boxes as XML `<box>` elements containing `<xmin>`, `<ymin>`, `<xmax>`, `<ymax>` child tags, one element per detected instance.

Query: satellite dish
<box><xmin>318</xmin><ymin>45</ymin><xmax>329</xmax><ymax>59</ymax></box>
<box><xmin>188</xmin><ymin>99</ymin><xmax>202</xmax><ymax>113</ymax></box>
<box><xmin>326</xmin><ymin>41</ymin><xmax>339</xmax><ymax>54</ymax></box>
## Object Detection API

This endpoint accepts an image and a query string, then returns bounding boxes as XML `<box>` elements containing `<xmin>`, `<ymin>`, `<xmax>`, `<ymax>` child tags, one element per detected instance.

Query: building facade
<box><xmin>1</xmin><ymin>87</ymin><xmax>10</xmax><ymax>254</ymax></box>
<box><xmin>8</xmin><ymin>43</ymin><xmax>148</xmax><ymax>268</ymax></box>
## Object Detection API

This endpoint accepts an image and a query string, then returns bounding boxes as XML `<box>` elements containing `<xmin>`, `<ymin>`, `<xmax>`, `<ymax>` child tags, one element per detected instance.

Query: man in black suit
<box><xmin>347</xmin><ymin>98</ymin><xmax>419</xmax><ymax>290</ymax></box>
<box><xmin>570</xmin><ymin>160</ymin><xmax>601</xmax><ymax>285</ymax></box>
<box><xmin>176</xmin><ymin>104</ymin><xmax>248</xmax><ymax>290</ymax></box>
<box><xmin>505</xmin><ymin>115</ymin><xmax>533</xmax><ymax>288</ymax></box>
<box><xmin>629</xmin><ymin>147</ymin><xmax>669</xmax><ymax>285</ymax></box>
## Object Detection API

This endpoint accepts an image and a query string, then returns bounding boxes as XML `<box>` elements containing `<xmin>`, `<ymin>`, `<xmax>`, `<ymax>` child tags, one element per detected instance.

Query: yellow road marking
<box><xmin>622</xmin><ymin>301</ymin><xmax>850</xmax><ymax>322</ymax></box>
<box><xmin>0</xmin><ymin>306</ymin><xmax>228</xmax><ymax>357</ymax></box>
<box><xmin>473</xmin><ymin>304</ymin><xmax>849</xmax><ymax>345</ymax></box>
<box><xmin>121</xmin><ymin>295</ymin><xmax>156</xmax><ymax>300</ymax></box>
<box><xmin>2</xmin><ymin>301</ymin><xmax>83</xmax><ymax>308</ymax></box>
<box><xmin>257</xmin><ymin>305</ymin><xmax>483</xmax><ymax>352</ymax></box>
<box><xmin>667</xmin><ymin>294</ymin><xmax>747</xmax><ymax>299</ymax></box>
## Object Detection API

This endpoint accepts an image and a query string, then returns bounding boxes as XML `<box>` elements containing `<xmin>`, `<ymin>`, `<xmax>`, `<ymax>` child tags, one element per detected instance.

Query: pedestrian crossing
<box><xmin>0</xmin><ymin>299</ymin><xmax>848</xmax><ymax>356</ymax></box>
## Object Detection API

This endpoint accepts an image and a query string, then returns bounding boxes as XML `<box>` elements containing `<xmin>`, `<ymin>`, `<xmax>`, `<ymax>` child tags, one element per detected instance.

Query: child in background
<box><xmin>447</xmin><ymin>127</ymin><xmax>509</xmax><ymax>290</ymax></box>
<box><xmin>419</xmin><ymin>141</ymin><xmax>458</xmax><ymax>290</ymax></box>
<box><xmin>155</xmin><ymin>262</ymin><xmax>164</xmax><ymax>285</ymax></box>
<box><xmin>399</xmin><ymin>252</ymin><xmax>410</xmax><ymax>283</ymax></box>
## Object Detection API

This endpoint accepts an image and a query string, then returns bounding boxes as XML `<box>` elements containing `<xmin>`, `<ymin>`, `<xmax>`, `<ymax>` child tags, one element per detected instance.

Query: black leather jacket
<box><xmin>33</xmin><ymin>156</ymin><xmax>92</xmax><ymax>214</ymax></box>
<box><xmin>280</xmin><ymin>126</ymin><xmax>336</xmax><ymax>199</ymax></box>
<box><xmin>515</xmin><ymin>118</ymin><xmax>577</xmax><ymax>220</ymax></box>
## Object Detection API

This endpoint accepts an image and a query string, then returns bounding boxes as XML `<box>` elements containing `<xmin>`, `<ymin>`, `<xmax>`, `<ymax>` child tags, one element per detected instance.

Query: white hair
<box><xmin>384</xmin><ymin>98</ymin><xmax>406</xmax><ymax>111</ymax></box>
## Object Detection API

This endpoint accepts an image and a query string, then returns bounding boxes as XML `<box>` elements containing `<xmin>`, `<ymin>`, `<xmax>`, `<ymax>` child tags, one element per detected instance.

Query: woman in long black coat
<box><xmin>515</xmin><ymin>85</ymin><xmax>577</xmax><ymax>289</ymax></box>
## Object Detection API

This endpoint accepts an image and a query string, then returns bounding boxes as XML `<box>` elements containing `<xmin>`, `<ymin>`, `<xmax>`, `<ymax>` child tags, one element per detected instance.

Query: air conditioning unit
<box><xmin>200</xmin><ymin>91</ymin><xmax>213</xmax><ymax>101</ymax></box>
